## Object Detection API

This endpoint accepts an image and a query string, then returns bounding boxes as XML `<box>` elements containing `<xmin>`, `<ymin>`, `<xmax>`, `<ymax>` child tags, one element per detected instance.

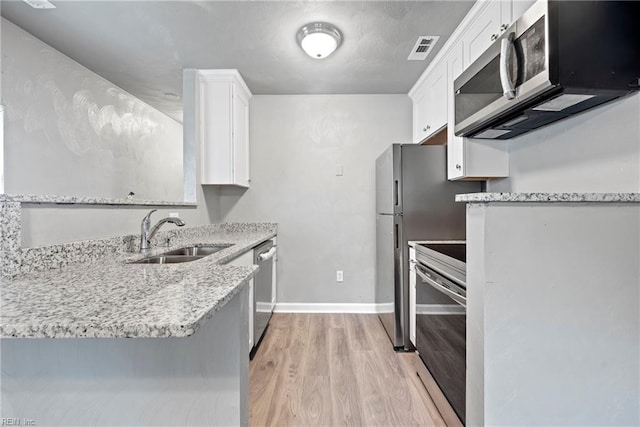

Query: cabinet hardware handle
<box><xmin>500</xmin><ymin>24</ymin><xmax>508</xmax><ymax>32</ymax></box>
<box><xmin>456</xmin><ymin>164</ymin><xmax>462</xmax><ymax>170</ymax></box>
<box><xmin>258</xmin><ymin>247</ymin><xmax>277</xmax><ymax>261</ymax></box>
<box><xmin>491</xmin><ymin>34</ymin><xmax>498</xmax><ymax>41</ymax></box>
<box><xmin>423</xmin><ymin>125</ymin><xmax>431</xmax><ymax>132</ymax></box>
<box><xmin>500</xmin><ymin>32</ymin><xmax>517</xmax><ymax>100</ymax></box>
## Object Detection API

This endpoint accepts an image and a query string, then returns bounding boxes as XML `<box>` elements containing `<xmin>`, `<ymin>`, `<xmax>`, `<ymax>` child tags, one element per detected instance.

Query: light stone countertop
<box><xmin>0</xmin><ymin>226</ymin><xmax>276</xmax><ymax>339</ymax></box>
<box><xmin>455</xmin><ymin>192</ymin><xmax>640</xmax><ymax>203</ymax></box>
<box><xmin>0</xmin><ymin>193</ymin><xmax>196</xmax><ymax>207</ymax></box>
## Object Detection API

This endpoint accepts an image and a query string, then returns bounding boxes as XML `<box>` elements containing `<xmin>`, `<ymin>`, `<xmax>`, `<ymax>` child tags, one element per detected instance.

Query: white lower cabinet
<box><xmin>227</xmin><ymin>250</ymin><xmax>255</xmax><ymax>350</ymax></box>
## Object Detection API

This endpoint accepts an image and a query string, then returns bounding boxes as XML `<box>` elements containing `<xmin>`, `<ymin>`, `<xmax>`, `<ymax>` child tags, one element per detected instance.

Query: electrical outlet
<box><xmin>336</xmin><ymin>270</ymin><xmax>344</xmax><ymax>282</ymax></box>
<box><xmin>169</xmin><ymin>212</ymin><xmax>179</xmax><ymax>218</ymax></box>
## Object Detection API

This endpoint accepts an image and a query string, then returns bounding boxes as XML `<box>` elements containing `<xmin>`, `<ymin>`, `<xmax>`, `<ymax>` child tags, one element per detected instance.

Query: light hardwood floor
<box><xmin>249</xmin><ymin>313</ymin><xmax>446</xmax><ymax>426</ymax></box>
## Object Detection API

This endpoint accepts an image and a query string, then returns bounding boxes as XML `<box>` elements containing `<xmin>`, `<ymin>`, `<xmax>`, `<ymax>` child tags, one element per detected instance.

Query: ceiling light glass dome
<box><xmin>296</xmin><ymin>22</ymin><xmax>343</xmax><ymax>59</ymax></box>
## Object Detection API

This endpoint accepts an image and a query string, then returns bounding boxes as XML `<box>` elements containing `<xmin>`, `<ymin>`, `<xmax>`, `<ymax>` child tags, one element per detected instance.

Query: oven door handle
<box><xmin>415</xmin><ymin>264</ymin><xmax>466</xmax><ymax>308</ymax></box>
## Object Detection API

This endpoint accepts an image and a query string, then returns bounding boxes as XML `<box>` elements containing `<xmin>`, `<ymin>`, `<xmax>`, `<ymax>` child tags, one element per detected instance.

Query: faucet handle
<box><xmin>142</xmin><ymin>209</ymin><xmax>158</xmax><ymax>224</ymax></box>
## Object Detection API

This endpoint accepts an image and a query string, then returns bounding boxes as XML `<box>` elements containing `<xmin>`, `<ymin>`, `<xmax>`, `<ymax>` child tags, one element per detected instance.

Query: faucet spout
<box><xmin>140</xmin><ymin>210</ymin><xmax>186</xmax><ymax>251</ymax></box>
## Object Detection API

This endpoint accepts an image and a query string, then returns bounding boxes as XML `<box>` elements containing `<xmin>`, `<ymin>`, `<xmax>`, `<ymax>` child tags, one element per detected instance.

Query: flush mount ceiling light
<box><xmin>296</xmin><ymin>22</ymin><xmax>343</xmax><ymax>59</ymax></box>
<box><xmin>23</xmin><ymin>0</ymin><xmax>56</xmax><ymax>9</ymax></box>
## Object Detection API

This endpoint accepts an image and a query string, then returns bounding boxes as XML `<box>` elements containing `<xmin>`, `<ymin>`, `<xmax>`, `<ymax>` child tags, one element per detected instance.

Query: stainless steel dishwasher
<box><xmin>252</xmin><ymin>239</ymin><xmax>276</xmax><ymax>358</ymax></box>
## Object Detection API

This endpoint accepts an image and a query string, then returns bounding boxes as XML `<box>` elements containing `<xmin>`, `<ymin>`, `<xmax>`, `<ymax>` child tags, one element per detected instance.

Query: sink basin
<box><xmin>161</xmin><ymin>244</ymin><xmax>232</xmax><ymax>257</ymax></box>
<box><xmin>128</xmin><ymin>244</ymin><xmax>233</xmax><ymax>264</ymax></box>
<box><xmin>130</xmin><ymin>255</ymin><xmax>205</xmax><ymax>264</ymax></box>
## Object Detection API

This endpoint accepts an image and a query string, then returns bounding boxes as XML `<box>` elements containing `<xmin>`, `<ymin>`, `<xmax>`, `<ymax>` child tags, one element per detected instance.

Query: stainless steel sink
<box><xmin>129</xmin><ymin>244</ymin><xmax>233</xmax><ymax>264</ymax></box>
<box><xmin>130</xmin><ymin>255</ymin><xmax>205</xmax><ymax>264</ymax></box>
<box><xmin>161</xmin><ymin>244</ymin><xmax>232</xmax><ymax>257</ymax></box>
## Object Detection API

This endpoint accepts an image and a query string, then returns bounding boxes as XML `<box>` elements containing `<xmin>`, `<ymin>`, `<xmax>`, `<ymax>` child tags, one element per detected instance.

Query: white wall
<box><xmin>19</xmin><ymin>188</ymin><xmax>220</xmax><ymax>248</ymax></box>
<box><xmin>0</xmin><ymin>19</ymin><xmax>221</xmax><ymax>247</ymax></box>
<box><xmin>1</xmin><ymin>18</ymin><xmax>183</xmax><ymax>201</ymax></box>
<box><xmin>219</xmin><ymin>95</ymin><xmax>412</xmax><ymax>305</ymax></box>
<box><xmin>488</xmin><ymin>93</ymin><xmax>640</xmax><ymax>193</ymax></box>
<box><xmin>472</xmin><ymin>82</ymin><xmax>640</xmax><ymax>425</ymax></box>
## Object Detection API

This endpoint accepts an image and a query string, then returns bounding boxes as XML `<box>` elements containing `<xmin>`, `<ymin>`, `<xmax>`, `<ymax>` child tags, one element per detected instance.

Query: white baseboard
<box><xmin>274</xmin><ymin>302</ymin><xmax>394</xmax><ymax>314</ymax></box>
<box><xmin>256</xmin><ymin>302</ymin><xmax>274</xmax><ymax>312</ymax></box>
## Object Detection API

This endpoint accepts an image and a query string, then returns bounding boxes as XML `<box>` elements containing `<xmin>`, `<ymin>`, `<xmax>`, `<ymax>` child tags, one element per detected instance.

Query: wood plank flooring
<box><xmin>249</xmin><ymin>313</ymin><xmax>446</xmax><ymax>427</ymax></box>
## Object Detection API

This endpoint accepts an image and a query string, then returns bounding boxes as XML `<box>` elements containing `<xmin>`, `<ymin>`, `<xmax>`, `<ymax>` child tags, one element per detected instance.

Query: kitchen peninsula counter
<box><xmin>0</xmin><ymin>224</ymin><xmax>276</xmax><ymax>338</ymax></box>
<box><xmin>456</xmin><ymin>192</ymin><xmax>639</xmax><ymax>426</ymax></box>
<box><xmin>0</xmin><ymin>223</ymin><xmax>277</xmax><ymax>426</ymax></box>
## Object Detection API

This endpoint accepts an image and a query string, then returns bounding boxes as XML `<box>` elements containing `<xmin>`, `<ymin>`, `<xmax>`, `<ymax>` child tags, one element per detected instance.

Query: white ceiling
<box><xmin>1</xmin><ymin>0</ymin><xmax>474</xmax><ymax>121</ymax></box>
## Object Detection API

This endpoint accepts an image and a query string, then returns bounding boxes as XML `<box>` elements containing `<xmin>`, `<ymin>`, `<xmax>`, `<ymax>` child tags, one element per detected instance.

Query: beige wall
<box><xmin>2</xmin><ymin>18</ymin><xmax>183</xmax><ymax>201</ymax></box>
<box><xmin>219</xmin><ymin>94</ymin><xmax>412</xmax><ymax>304</ymax></box>
<box><xmin>488</xmin><ymin>93</ymin><xmax>640</xmax><ymax>193</ymax></box>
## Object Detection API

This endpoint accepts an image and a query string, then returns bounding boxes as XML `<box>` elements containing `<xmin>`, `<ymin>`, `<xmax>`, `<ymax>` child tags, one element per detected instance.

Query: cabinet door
<box><xmin>427</xmin><ymin>60</ymin><xmax>448</xmax><ymax>136</ymax></box>
<box><xmin>412</xmin><ymin>82</ymin><xmax>429</xmax><ymax>143</ymax></box>
<box><xmin>508</xmin><ymin>0</ymin><xmax>536</xmax><ymax>24</ymax></box>
<box><xmin>447</xmin><ymin>42</ymin><xmax>466</xmax><ymax>180</ymax></box>
<box><xmin>412</xmin><ymin>61</ymin><xmax>447</xmax><ymax>143</ymax></box>
<box><xmin>232</xmin><ymin>87</ymin><xmax>250</xmax><ymax>187</ymax></box>
<box><xmin>200</xmin><ymin>80</ymin><xmax>233</xmax><ymax>185</ymax></box>
<box><xmin>198</xmin><ymin>70</ymin><xmax>251</xmax><ymax>188</ymax></box>
<box><xmin>464</xmin><ymin>0</ymin><xmax>501</xmax><ymax>65</ymax></box>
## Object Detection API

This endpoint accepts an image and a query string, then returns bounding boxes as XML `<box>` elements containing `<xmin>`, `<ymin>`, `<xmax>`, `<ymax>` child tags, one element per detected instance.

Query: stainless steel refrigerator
<box><xmin>375</xmin><ymin>144</ymin><xmax>481</xmax><ymax>351</ymax></box>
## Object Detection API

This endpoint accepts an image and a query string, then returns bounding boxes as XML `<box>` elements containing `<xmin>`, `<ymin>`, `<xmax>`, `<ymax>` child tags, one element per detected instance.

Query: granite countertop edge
<box><xmin>455</xmin><ymin>192</ymin><xmax>640</xmax><ymax>203</ymax></box>
<box><xmin>0</xmin><ymin>193</ymin><xmax>197</xmax><ymax>207</ymax></box>
<box><xmin>0</xmin><ymin>267</ymin><xmax>257</xmax><ymax>339</ymax></box>
<box><xmin>0</xmin><ymin>226</ymin><xmax>276</xmax><ymax>339</ymax></box>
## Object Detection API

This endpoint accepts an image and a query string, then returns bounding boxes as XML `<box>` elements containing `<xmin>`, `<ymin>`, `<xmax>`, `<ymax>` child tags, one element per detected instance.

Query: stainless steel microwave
<box><xmin>454</xmin><ymin>0</ymin><xmax>640</xmax><ymax>140</ymax></box>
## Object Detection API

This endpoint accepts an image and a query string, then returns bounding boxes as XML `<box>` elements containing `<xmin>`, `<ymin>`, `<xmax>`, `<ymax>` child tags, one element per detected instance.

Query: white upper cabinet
<box><xmin>197</xmin><ymin>70</ymin><xmax>252</xmax><ymax>187</ymax></box>
<box><xmin>427</xmin><ymin>61</ymin><xmax>448</xmax><ymax>138</ymax></box>
<box><xmin>410</xmin><ymin>59</ymin><xmax>447</xmax><ymax>144</ymax></box>
<box><xmin>463</xmin><ymin>0</ymin><xmax>502</xmax><ymax>66</ymax></box>
<box><xmin>412</xmin><ymin>82</ymin><xmax>429</xmax><ymax>144</ymax></box>
<box><xmin>507</xmin><ymin>0</ymin><xmax>537</xmax><ymax>25</ymax></box>
<box><xmin>410</xmin><ymin>0</ymin><xmax>536</xmax><ymax>179</ymax></box>
<box><xmin>464</xmin><ymin>0</ymin><xmax>535</xmax><ymax>65</ymax></box>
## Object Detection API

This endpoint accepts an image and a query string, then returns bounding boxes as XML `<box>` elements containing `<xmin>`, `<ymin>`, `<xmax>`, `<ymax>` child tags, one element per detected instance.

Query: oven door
<box><xmin>415</xmin><ymin>262</ymin><xmax>467</xmax><ymax>424</ymax></box>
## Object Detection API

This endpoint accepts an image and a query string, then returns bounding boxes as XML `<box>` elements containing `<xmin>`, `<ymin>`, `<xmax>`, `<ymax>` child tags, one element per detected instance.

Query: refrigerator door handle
<box><xmin>394</xmin><ymin>180</ymin><xmax>399</xmax><ymax>207</ymax></box>
<box><xmin>395</xmin><ymin>223</ymin><xmax>399</xmax><ymax>249</ymax></box>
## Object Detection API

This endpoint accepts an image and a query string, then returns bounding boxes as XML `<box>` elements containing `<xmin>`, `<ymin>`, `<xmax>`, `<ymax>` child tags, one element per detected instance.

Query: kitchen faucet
<box><xmin>140</xmin><ymin>209</ymin><xmax>186</xmax><ymax>251</ymax></box>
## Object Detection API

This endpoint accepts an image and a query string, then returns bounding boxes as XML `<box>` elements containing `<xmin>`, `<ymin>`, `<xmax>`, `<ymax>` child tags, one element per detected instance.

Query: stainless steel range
<box><xmin>413</xmin><ymin>241</ymin><xmax>467</xmax><ymax>425</ymax></box>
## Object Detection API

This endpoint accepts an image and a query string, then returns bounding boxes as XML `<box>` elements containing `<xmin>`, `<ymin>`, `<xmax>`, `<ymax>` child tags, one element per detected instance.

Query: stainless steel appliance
<box><xmin>414</xmin><ymin>242</ymin><xmax>467</xmax><ymax>425</ymax></box>
<box><xmin>251</xmin><ymin>239</ymin><xmax>276</xmax><ymax>359</ymax></box>
<box><xmin>454</xmin><ymin>0</ymin><xmax>640</xmax><ymax>140</ymax></box>
<box><xmin>375</xmin><ymin>144</ymin><xmax>480</xmax><ymax>351</ymax></box>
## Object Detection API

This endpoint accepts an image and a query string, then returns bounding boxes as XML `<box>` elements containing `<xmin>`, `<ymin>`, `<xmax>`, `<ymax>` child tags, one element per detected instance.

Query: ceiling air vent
<box><xmin>407</xmin><ymin>36</ymin><xmax>439</xmax><ymax>61</ymax></box>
